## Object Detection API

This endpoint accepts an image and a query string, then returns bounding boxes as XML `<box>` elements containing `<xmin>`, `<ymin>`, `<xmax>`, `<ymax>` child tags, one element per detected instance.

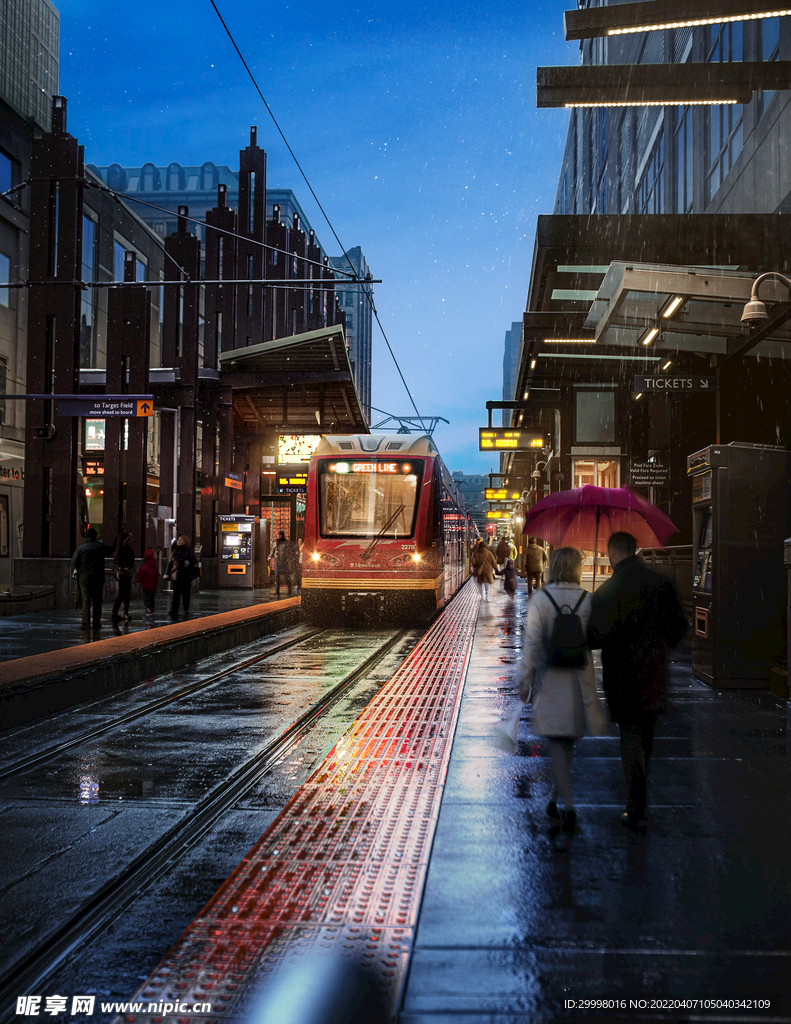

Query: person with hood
<box><xmin>470</xmin><ymin>537</ymin><xmax>498</xmax><ymax>601</ymax></box>
<box><xmin>71</xmin><ymin>528</ymin><xmax>113</xmax><ymax>632</ymax></box>
<box><xmin>496</xmin><ymin>535</ymin><xmax>511</xmax><ymax>570</ymax></box>
<box><xmin>110</xmin><ymin>532</ymin><xmax>135</xmax><ymax>624</ymax></box>
<box><xmin>166</xmin><ymin>535</ymin><xmax>199</xmax><ymax>619</ymax></box>
<box><xmin>587</xmin><ymin>531</ymin><xmax>687</xmax><ymax>830</ymax></box>
<box><xmin>517</xmin><ymin>546</ymin><xmax>607</xmax><ymax>835</ymax></box>
<box><xmin>270</xmin><ymin>530</ymin><xmax>295</xmax><ymax>598</ymax></box>
<box><xmin>136</xmin><ymin>547</ymin><xmax>159</xmax><ymax>621</ymax></box>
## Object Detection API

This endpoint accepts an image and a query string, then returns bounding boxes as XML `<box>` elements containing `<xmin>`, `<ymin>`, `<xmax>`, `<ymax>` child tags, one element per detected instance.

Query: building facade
<box><xmin>91</xmin><ymin>162</ymin><xmax>373</xmax><ymax>417</ymax></box>
<box><xmin>451</xmin><ymin>471</ymin><xmax>488</xmax><ymax>535</ymax></box>
<box><xmin>554</xmin><ymin>15</ymin><xmax>790</xmax><ymax>218</ymax></box>
<box><xmin>0</xmin><ymin>0</ymin><xmax>59</xmax><ymax>589</ymax></box>
<box><xmin>501</xmin><ymin>320</ymin><xmax>521</xmax><ymax>425</ymax></box>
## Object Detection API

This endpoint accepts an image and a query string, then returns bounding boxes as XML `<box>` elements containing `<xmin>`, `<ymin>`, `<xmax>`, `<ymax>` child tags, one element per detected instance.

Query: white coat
<box><xmin>518</xmin><ymin>581</ymin><xmax>607</xmax><ymax>739</ymax></box>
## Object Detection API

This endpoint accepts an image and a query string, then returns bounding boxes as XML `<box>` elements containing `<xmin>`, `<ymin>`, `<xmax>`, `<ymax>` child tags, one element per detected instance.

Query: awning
<box><xmin>218</xmin><ymin>325</ymin><xmax>368</xmax><ymax>432</ymax></box>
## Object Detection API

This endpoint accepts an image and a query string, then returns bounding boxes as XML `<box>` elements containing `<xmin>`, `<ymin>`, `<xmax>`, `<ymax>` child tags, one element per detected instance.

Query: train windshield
<box><xmin>318</xmin><ymin>459</ymin><xmax>424</xmax><ymax>538</ymax></box>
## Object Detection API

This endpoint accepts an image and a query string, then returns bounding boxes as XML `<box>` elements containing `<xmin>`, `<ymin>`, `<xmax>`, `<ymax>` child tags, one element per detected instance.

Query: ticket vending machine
<box><xmin>687</xmin><ymin>442</ymin><xmax>791</xmax><ymax>687</ymax></box>
<box><xmin>218</xmin><ymin>514</ymin><xmax>255</xmax><ymax>589</ymax></box>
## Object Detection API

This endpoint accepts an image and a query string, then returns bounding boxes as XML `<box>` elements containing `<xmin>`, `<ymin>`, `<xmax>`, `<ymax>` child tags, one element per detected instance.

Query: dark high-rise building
<box><xmin>329</xmin><ymin>248</ymin><xmax>373</xmax><ymax>423</ymax></box>
<box><xmin>501</xmin><ymin>321</ymin><xmax>521</xmax><ymax>425</ymax></box>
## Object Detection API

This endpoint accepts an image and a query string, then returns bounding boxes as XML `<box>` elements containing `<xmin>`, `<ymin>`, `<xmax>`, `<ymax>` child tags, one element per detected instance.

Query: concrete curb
<box><xmin>0</xmin><ymin>599</ymin><xmax>301</xmax><ymax>730</ymax></box>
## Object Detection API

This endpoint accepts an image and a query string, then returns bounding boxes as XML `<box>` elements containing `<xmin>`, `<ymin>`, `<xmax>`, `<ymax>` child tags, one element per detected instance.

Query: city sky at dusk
<box><xmin>58</xmin><ymin>0</ymin><xmax>574</xmax><ymax>474</ymax></box>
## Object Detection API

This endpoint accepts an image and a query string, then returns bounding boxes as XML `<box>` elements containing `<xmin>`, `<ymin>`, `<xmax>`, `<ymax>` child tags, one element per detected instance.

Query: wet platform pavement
<box><xmin>401</xmin><ymin>584</ymin><xmax>791</xmax><ymax>1022</ymax></box>
<box><xmin>0</xmin><ymin>587</ymin><xmax>282</xmax><ymax>661</ymax></box>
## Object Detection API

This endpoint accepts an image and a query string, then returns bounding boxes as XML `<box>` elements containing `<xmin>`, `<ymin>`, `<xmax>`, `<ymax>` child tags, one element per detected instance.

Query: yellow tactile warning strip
<box><xmin>0</xmin><ymin>598</ymin><xmax>300</xmax><ymax>690</ymax></box>
<box><xmin>120</xmin><ymin>580</ymin><xmax>480</xmax><ymax>1024</ymax></box>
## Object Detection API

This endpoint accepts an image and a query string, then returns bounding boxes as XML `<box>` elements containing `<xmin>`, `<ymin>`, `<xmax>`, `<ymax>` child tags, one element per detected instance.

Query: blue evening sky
<box><xmin>58</xmin><ymin>0</ymin><xmax>573</xmax><ymax>475</ymax></box>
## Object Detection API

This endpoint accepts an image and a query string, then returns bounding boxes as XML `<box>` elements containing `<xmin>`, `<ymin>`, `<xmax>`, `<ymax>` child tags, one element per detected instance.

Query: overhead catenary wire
<box><xmin>207</xmin><ymin>0</ymin><xmax>423</xmax><ymax>423</ymax></box>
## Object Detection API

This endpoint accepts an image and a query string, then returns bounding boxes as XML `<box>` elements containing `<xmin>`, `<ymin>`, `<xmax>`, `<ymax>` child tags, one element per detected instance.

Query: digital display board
<box><xmin>486</xmin><ymin>510</ymin><xmax>511</xmax><ymax>519</ymax></box>
<box><xmin>485</xmin><ymin>488</ymin><xmax>521</xmax><ymax>501</ymax></box>
<box><xmin>277</xmin><ymin>466</ymin><xmax>309</xmax><ymax>495</ymax></box>
<box><xmin>328</xmin><ymin>461</ymin><xmax>415</xmax><ymax>475</ymax></box>
<box><xmin>479</xmin><ymin>428</ymin><xmax>545</xmax><ymax>451</ymax></box>
<box><xmin>277</xmin><ymin>434</ymin><xmax>322</xmax><ymax>464</ymax></box>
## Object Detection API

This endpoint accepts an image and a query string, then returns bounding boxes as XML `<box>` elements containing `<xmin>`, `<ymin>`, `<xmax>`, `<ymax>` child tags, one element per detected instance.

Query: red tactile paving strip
<box><xmin>119</xmin><ymin>581</ymin><xmax>480</xmax><ymax>1023</ymax></box>
<box><xmin>0</xmin><ymin>599</ymin><xmax>300</xmax><ymax>690</ymax></box>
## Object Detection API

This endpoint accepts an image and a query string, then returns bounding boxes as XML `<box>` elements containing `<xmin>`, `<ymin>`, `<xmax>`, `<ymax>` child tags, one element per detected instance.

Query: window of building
<box><xmin>114</xmin><ymin>240</ymin><xmax>126</xmax><ymax>282</ymax></box>
<box><xmin>759</xmin><ymin>17</ymin><xmax>780</xmax><ymax>116</ymax></box>
<box><xmin>80</xmin><ymin>216</ymin><xmax>97</xmax><ymax>366</ymax></box>
<box><xmin>166</xmin><ymin>163</ymin><xmax>183</xmax><ymax>191</ymax></box>
<box><xmin>675</xmin><ymin>105</ymin><xmax>693</xmax><ymax>213</ymax></box>
<box><xmin>575</xmin><ymin>390</ymin><xmax>615</xmax><ymax>443</ymax></box>
<box><xmin>635</xmin><ymin>133</ymin><xmax>664</xmax><ymax>214</ymax></box>
<box><xmin>0</xmin><ymin>151</ymin><xmax>14</xmax><ymax>195</ymax></box>
<box><xmin>345</xmin><ymin>291</ymin><xmax>353</xmax><ymax>306</ymax></box>
<box><xmin>0</xmin><ymin>252</ymin><xmax>9</xmax><ymax>307</ymax></box>
<box><xmin>346</xmin><ymin>314</ymin><xmax>353</xmax><ymax>331</ymax></box>
<box><xmin>141</xmin><ymin>164</ymin><xmax>159</xmax><ymax>191</ymax></box>
<box><xmin>572</xmin><ymin>457</ymin><xmax>619</xmax><ymax>490</ymax></box>
<box><xmin>705</xmin><ymin>23</ymin><xmax>743</xmax><ymax>204</ymax></box>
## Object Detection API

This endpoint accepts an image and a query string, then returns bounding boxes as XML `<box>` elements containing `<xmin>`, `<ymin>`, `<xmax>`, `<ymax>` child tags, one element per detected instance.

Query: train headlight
<box><xmin>412</xmin><ymin>553</ymin><xmax>421</xmax><ymax>563</ymax></box>
<box><xmin>311</xmin><ymin>551</ymin><xmax>320</xmax><ymax>561</ymax></box>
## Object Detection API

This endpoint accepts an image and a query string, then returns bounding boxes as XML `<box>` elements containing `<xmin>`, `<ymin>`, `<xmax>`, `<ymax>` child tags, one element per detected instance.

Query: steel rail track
<box><xmin>0</xmin><ymin>628</ymin><xmax>408</xmax><ymax>1017</ymax></box>
<box><xmin>0</xmin><ymin>627</ymin><xmax>327</xmax><ymax>782</ymax></box>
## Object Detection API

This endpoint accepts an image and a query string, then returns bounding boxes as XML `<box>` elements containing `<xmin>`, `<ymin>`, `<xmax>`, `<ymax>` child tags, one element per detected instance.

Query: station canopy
<box><xmin>217</xmin><ymin>325</ymin><xmax>368</xmax><ymax>432</ymax></box>
<box><xmin>584</xmin><ymin>262</ymin><xmax>791</xmax><ymax>363</ymax></box>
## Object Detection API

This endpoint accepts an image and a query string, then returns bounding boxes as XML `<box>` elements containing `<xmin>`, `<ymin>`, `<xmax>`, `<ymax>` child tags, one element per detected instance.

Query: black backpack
<box><xmin>543</xmin><ymin>590</ymin><xmax>589</xmax><ymax>668</ymax></box>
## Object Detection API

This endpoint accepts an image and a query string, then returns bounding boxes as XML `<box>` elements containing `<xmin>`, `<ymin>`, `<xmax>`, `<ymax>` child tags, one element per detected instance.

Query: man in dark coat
<box><xmin>587</xmin><ymin>531</ymin><xmax>687</xmax><ymax>829</ymax></box>
<box><xmin>270</xmin><ymin>530</ymin><xmax>295</xmax><ymax>598</ymax></box>
<box><xmin>71</xmin><ymin>528</ymin><xmax>113</xmax><ymax>631</ymax></box>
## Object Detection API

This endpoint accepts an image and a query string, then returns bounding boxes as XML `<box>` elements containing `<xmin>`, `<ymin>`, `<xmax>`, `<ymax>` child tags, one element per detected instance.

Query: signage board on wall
<box><xmin>630</xmin><ymin>461</ymin><xmax>669</xmax><ymax>487</ymax></box>
<box><xmin>633</xmin><ymin>376</ymin><xmax>717</xmax><ymax>392</ymax></box>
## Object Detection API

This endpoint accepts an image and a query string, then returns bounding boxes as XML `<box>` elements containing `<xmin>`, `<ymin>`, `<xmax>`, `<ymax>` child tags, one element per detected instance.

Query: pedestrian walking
<box><xmin>496</xmin><ymin>535</ymin><xmax>510</xmax><ymax>570</ymax></box>
<box><xmin>270</xmin><ymin>530</ymin><xmax>294</xmax><ymax>598</ymax></box>
<box><xmin>470</xmin><ymin>537</ymin><xmax>497</xmax><ymax>601</ymax></box>
<box><xmin>517</xmin><ymin>546</ymin><xmax>607</xmax><ymax>834</ymax></box>
<box><xmin>525</xmin><ymin>537</ymin><xmax>548</xmax><ymax>596</ymax></box>
<box><xmin>296</xmin><ymin>537</ymin><xmax>304</xmax><ymax>594</ymax></box>
<box><xmin>136</xmin><ymin>547</ymin><xmax>159</xmax><ymax>622</ymax></box>
<box><xmin>110</xmin><ymin>532</ymin><xmax>135</xmax><ymax>623</ymax></box>
<box><xmin>587</xmin><ymin>531</ymin><xmax>687</xmax><ymax>830</ymax></box>
<box><xmin>71</xmin><ymin>528</ymin><xmax>113</xmax><ymax>632</ymax></box>
<box><xmin>166</xmin><ymin>535</ymin><xmax>199</xmax><ymax>619</ymax></box>
<box><xmin>496</xmin><ymin>557</ymin><xmax>519</xmax><ymax>599</ymax></box>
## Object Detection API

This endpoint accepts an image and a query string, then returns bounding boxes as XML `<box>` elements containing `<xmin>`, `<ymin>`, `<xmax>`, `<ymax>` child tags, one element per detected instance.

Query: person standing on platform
<box><xmin>270</xmin><ymin>530</ymin><xmax>294</xmax><ymax>598</ymax></box>
<box><xmin>110</xmin><ymin>532</ymin><xmax>135</xmax><ymax>624</ymax></box>
<box><xmin>497</xmin><ymin>557</ymin><xmax>519</xmax><ymax>599</ymax></box>
<box><xmin>587</xmin><ymin>531</ymin><xmax>688</xmax><ymax>830</ymax></box>
<box><xmin>296</xmin><ymin>537</ymin><xmax>304</xmax><ymax>594</ymax></box>
<box><xmin>471</xmin><ymin>537</ymin><xmax>497</xmax><ymax>601</ymax></box>
<box><xmin>71</xmin><ymin>528</ymin><xmax>113</xmax><ymax>633</ymax></box>
<box><xmin>525</xmin><ymin>537</ymin><xmax>548</xmax><ymax>596</ymax></box>
<box><xmin>518</xmin><ymin>547</ymin><xmax>606</xmax><ymax>835</ymax></box>
<box><xmin>167</xmin><ymin>535</ymin><xmax>199</xmax><ymax>620</ymax></box>
<box><xmin>136</xmin><ymin>547</ymin><xmax>159</xmax><ymax>622</ymax></box>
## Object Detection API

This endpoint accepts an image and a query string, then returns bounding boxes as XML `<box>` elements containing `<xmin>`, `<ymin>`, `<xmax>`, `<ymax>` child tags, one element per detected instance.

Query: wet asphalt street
<box><xmin>0</xmin><ymin>622</ymin><xmax>422</xmax><ymax>1016</ymax></box>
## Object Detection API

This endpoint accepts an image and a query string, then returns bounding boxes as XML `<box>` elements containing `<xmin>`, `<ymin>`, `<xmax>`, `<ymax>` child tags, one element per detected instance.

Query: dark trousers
<box><xmin>619</xmin><ymin>712</ymin><xmax>658</xmax><ymax>817</ymax></box>
<box><xmin>79</xmin><ymin>580</ymin><xmax>103</xmax><ymax>630</ymax></box>
<box><xmin>170</xmin><ymin>579</ymin><xmax>192</xmax><ymax>616</ymax></box>
<box><xmin>112</xmin><ymin>576</ymin><xmax>132</xmax><ymax>618</ymax></box>
<box><xmin>274</xmin><ymin>563</ymin><xmax>292</xmax><ymax>596</ymax></box>
<box><xmin>527</xmin><ymin>571</ymin><xmax>542</xmax><ymax>595</ymax></box>
<box><xmin>143</xmin><ymin>591</ymin><xmax>155</xmax><ymax>613</ymax></box>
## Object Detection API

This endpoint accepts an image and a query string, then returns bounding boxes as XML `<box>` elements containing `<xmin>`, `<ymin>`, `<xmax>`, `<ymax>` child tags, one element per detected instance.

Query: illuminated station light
<box><xmin>564</xmin><ymin>0</ymin><xmax>791</xmax><ymax>40</ymax></box>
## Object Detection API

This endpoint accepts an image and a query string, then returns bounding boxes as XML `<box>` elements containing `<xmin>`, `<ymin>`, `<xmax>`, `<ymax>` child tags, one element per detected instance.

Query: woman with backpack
<box><xmin>517</xmin><ymin>546</ymin><xmax>606</xmax><ymax>835</ymax></box>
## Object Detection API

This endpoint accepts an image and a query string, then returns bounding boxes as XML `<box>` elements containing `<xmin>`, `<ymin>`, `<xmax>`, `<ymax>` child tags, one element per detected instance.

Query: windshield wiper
<box><xmin>360</xmin><ymin>504</ymin><xmax>406</xmax><ymax>561</ymax></box>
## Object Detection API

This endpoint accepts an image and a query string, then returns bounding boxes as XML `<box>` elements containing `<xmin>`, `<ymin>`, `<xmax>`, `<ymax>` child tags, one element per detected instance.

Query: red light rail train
<box><xmin>301</xmin><ymin>433</ymin><xmax>477</xmax><ymax>621</ymax></box>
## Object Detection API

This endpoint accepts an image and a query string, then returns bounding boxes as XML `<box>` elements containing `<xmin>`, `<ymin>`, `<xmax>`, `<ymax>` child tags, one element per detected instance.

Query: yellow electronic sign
<box><xmin>486</xmin><ymin>510</ymin><xmax>510</xmax><ymax>519</ymax></box>
<box><xmin>479</xmin><ymin>428</ymin><xmax>545</xmax><ymax>451</ymax></box>
<box><xmin>485</xmin><ymin>488</ymin><xmax>521</xmax><ymax>501</ymax></box>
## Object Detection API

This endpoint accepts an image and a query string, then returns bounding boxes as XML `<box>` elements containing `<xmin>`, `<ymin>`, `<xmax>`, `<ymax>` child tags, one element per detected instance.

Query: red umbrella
<box><xmin>523</xmin><ymin>485</ymin><xmax>678</xmax><ymax>589</ymax></box>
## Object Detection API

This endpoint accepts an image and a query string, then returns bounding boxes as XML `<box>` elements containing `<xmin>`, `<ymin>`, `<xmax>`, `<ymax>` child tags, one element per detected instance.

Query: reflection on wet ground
<box><xmin>0</xmin><ymin>624</ymin><xmax>421</xmax><ymax>988</ymax></box>
<box><xmin>0</xmin><ymin>587</ymin><xmax>282</xmax><ymax>660</ymax></box>
<box><xmin>402</xmin><ymin>584</ymin><xmax>791</xmax><ymax>1022</ymax></box>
